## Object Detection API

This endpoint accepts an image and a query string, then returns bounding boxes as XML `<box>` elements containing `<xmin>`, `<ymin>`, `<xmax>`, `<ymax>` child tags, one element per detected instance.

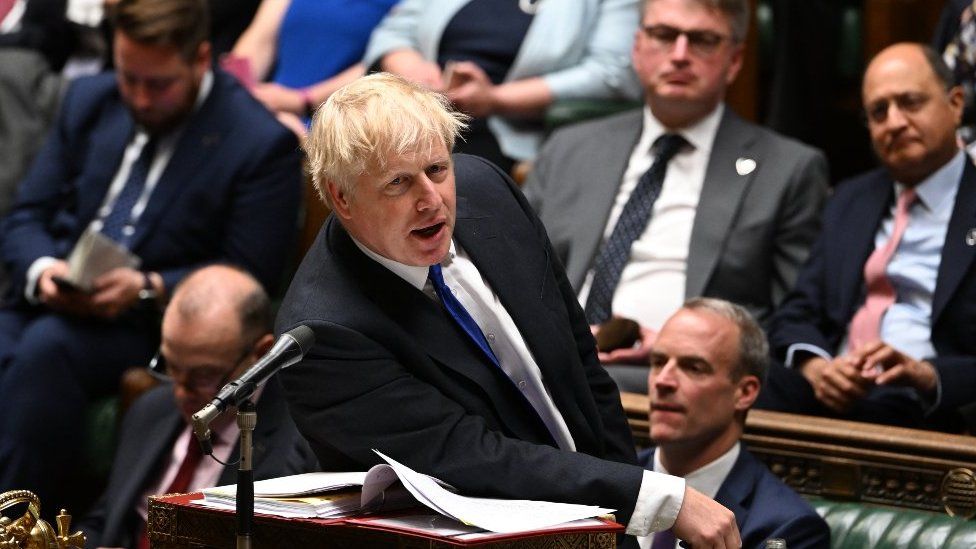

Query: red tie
<box><xmin>137</xmin><ymin>436</ymin><xmax>205</xmax><ymax>549</ymax></box>
<box><xmin>0</xmin><ymin>0</ymin><xmax>16</xmax><ymax>23</ymax></box>
<box><xmin>847</xmin><ymin>188</ymin><xmax>917</xmax><ymax>349</ymax></box>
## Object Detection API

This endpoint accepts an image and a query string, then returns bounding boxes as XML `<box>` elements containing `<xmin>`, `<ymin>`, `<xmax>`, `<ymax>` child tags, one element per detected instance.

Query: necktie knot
<box><xmin>653</xmin><ymin>133</ymin><xmax>688</xmax><ymax>165</ymax></box>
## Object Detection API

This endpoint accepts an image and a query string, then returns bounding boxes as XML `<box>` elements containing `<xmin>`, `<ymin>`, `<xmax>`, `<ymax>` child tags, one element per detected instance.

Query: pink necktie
<box><xmin>0</xmin><ymin>0</ymin><xmax>16</xmax><ymax>23</ymax></box>
<box><xmin>847</xmin><ymin>188</ymin><xmax>917</xmax><ymax>349</ymax></box>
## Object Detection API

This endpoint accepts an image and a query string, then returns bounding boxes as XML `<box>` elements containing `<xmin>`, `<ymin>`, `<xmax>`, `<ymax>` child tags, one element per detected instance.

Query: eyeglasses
<box><xmin>149</xmin><ymin>345</ymin><xmax>254</xmax><ymax>394</ymax></box>
<box><xmin>864</xmin><ymin>92</ymin><xmax>932</xmax><ymax>124</ymax></box>
<box><xmin>641</xmin><ymin>24</ymin><xmax>731</xmax><ymax>56</ymax></box>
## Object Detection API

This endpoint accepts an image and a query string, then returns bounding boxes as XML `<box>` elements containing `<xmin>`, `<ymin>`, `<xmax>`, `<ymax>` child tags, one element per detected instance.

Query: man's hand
<box><xmin>595</xmin><ymin>324</ymin><xmax>657</xmax><ymax>365</ymax></box>
<box><xmin>37</xmin><ymin>261</ymin><xmax>93</xmax><ymax>316</ymax></box>
<box><xmin>89</xmin><ymin>267</ymin><xmax>145</xmax><ymax>319</ymax></box>
<box><xmin>798</xmin><ymin>355</ymin><xmax>869</xmax><ymax>413</ymax></box>
<box><xmin>251</xmin><ymin>82</ymin><xmax>304</xmax><ymax>115</ymax></box>
<box><xmin>444</xmin><ymin>61</ymin><xmax>496</xmax><ymax>117</ymax></box>
<box><xmin>671</xmin><ymin>486</ymin><xmax>740</xmax><ymax>549</ymax></box>
<box><xmin>852</xmin><ymin>341</ymin><xmax>938</xmax><ymax>395</ymax></box>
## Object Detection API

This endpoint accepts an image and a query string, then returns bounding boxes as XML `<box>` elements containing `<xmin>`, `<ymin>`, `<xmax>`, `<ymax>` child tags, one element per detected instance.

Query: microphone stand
<box><xmin>235</xmin><ymin>398</ymin><xmax>256</xmax><ymax>549</ymax></box>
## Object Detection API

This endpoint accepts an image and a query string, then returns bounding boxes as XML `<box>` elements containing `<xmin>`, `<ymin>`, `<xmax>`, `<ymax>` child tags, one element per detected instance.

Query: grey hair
<box><xmin>682</xmin><ymin>297</ymin><xmax>768</xmax><ymax>386</ymax></box>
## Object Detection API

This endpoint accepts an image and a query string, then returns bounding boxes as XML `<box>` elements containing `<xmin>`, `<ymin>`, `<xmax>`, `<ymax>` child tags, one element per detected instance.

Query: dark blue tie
<box><xmin>584</xmin><ymin>133</ymin><xmax>687</xmax><ymax>325</ymax></box>
<box><xmin>101</xmin><ymin>137</ymin><xmax>156</xmax><ymax>246</ymax></box>
<box><xmin>429</xmin><ymin>264</ymin><xmax>500</xmax><ymax>367</ymax></box>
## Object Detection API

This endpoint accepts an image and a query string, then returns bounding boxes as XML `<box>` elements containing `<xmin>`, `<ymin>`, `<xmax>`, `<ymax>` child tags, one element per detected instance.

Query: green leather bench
<box><xmin>812</xmin><ymin>499</ymin><xmax>976</xmax><ymax>549</ymax></box>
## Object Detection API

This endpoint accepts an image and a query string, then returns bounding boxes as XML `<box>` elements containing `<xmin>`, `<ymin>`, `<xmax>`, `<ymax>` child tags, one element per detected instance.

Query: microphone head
<box><xmin>286</xmin><ymin>325</ymin><xmax>315</xmax><ymax>355</ymax></box>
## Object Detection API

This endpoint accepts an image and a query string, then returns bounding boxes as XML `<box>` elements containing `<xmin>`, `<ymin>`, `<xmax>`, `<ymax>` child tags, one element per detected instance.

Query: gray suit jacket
<box><xmin>523</xmin><ymin>107</ymin><xmax>829</xmax><ymax>324</ymax></box>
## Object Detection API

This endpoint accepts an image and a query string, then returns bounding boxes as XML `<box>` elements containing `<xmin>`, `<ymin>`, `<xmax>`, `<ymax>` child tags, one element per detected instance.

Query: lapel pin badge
<box><xmin>966</xmin><ymin>228</ymin><xmax>976</xmax><ymax>246</ymax></box>
<box><xmin>735</xmin><ymin>157</ymin><xmax>756</xmax><ymax>176</ymax></box>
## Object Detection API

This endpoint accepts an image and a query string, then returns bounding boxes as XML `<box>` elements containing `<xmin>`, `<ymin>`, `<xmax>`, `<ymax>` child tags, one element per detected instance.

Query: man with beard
<box><xmin>0</xmin><ymin>0</ymin><xmax>301</xmax><ymax>513</ymax></box>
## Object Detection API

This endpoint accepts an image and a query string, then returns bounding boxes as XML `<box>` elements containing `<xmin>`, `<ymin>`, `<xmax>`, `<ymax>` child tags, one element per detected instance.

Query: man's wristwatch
<box><xmin>138</xmin><ymin>272</ymin><xmax>158</xmax><ymax>301</ymax></box>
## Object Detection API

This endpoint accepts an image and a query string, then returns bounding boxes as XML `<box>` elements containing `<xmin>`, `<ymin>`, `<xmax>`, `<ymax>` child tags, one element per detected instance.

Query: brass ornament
<box><xmin>0</xmin><ymin>490</ymin><xmax>85</xmax><ymax>548</ymax></box>
<box><xmin>941</xmin><ymin>468</ymin><xmax>976</xmax><ymax>519</ymax></box>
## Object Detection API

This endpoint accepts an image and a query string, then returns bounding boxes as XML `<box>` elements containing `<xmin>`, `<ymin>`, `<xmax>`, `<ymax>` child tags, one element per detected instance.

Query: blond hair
<box><xmin>305</xmin><ymin>73</ymin><xmax>468</xmax><ymax>206</ymax></box>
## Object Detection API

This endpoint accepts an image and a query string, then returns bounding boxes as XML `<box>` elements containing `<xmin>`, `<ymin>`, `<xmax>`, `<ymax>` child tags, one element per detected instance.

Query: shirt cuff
<box><xmin>784</xmin><ymin>343</ymin><xmax>833</xmax><ymax>369</ymax></box>
<box><xmin>625</xmin><ymin>470</ymin><xmax>685</xmax><ymax>536</ymax></box>
<box><xmin>25</xmin><ymin>256</ymin><xmax>59</xmax><ymax>304</ymax></box>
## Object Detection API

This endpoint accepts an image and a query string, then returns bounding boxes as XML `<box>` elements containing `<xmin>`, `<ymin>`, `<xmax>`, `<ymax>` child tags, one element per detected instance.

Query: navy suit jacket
<box><xmin>79</xmin><ymin>379</ymin><xmax>318</xmax><ymax>548</ymax></box>
<box><xmin>0</xmin><ymin>69</ymin><xmax>302</xmax><ymax>298</ymax></box>
<box><xmin>276</xmin><ymin>155</ymin><xmax>645</xmax><ymax>524</ymax></box>
<box><xmin>768</xmin><ymin>160</ymin><xmax>976</xmax><ymax>429</ymax></box>
<box><xmin>638</xmin><ymin>447</ymin><xmax>830</xmax><ymax>549</ymax></box>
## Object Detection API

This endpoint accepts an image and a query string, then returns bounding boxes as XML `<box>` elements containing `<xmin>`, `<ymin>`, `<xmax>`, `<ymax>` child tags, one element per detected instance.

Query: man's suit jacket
<box><xmin>79</xmin><ymin>379</ymin><xmax>318</xmax><ymax>548</ymax></box>
<box><xmin>637</xmin><ymin>447</ymin><xmax>830</xmax><ymax>549</ymax></box>
<box><xmin>523</xmin><ymin>108</ymin><xmax>828</xmax><ymax>325</ymax></box>
<box><xmin>277</xmin><ymin>155</ymin><xmax>646</xmax><ymax>524</ymax></box>
<box><xmin>0</xmin><ymin>69</ymin><xmax>302</xmax><ymax>297</ymax></box>
<box><xmin>768</xmin><ymin>161</ymin><xmax>976</xmax><ymax>429</ymax></box>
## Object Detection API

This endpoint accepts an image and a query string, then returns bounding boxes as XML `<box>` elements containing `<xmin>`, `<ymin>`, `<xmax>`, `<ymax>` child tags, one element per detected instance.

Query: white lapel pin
<box><xmin>966</xmin><ymin>228</ymin><xmax>976</xmax><ymax>246</ymax></box>
<box><xmin>735</xmin><ymin>157</ymin><xmax>757</xmax><ymax>176</ymax></box>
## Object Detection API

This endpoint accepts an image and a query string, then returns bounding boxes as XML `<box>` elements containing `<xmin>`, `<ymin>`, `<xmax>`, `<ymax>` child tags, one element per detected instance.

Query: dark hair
<box><xmin>921</xmin><ymin>44</ymin><xmax>955</xmax><ymax>90</ymax></box>
<box><xmin>641</xmin><ymin>0</ymin><xmax>750</xmax><ymax>43</ymax></box>
<box><xmin>111</xmin><ymin>0</ymin><xmax>209</xmax><ymax>61</ymax></box>
<box><xmin>169</xmin><ymin>264</ymin><xmax>272</xmax><ymax>346</ymax></box>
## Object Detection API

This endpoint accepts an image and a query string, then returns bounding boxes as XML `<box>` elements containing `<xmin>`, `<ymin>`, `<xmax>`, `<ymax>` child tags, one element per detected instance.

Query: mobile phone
<box><xmin>51</xmin><ymin>275</ymin><xmax>82</xmax><ymax>293</ymax></box>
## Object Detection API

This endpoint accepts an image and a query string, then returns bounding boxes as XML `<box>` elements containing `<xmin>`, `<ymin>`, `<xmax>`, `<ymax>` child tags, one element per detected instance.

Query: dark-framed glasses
<box><xmin>864</xmin><ymin>92</ymin><xmax>932</xmax><ymax>124</ymax></box>
<box><xmin>148</xmin><ymin>345</ymin><xmax>253</xmax><ymax>394</ymax></box>
<box><xmin>642</xmin><ymin>24</ymin><xmax>731</xmax><ymax>56</ymax></box>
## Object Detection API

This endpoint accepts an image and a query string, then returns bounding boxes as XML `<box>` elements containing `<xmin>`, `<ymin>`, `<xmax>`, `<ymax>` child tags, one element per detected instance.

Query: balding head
<box><xmin>862</xmin><ymin>43</ymin><xmax>963</xmax><ymax>185</ymax></box>
<box><xmin>161</xmin><ymin>265</ymin><xmax>273</xmax><ymax>421</ymax></box>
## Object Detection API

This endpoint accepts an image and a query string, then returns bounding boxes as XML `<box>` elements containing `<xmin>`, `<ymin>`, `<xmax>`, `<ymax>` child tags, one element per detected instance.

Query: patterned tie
<box><xmin>650</xmin><ymin>528</ymin><xmax>677</xmax><ymax>549</ymax></box>
<box><xmin>429</xmin><ymin>264</ymin><xmax>500</xmax><ymax>367</ymax></box>
<box><xmin>847</xmin><ymin>188</ymin><xmax>917</xmax><ymax>349</ymax></box>
<box><xmin>584</xmin><ymin>133</ymin><xmax>688</xmax><ymax>324</ymax></box>
<box><xmin>101</xmin><ymin>136</ymin><xmax>156</xmax><ymax>246</ymax></box>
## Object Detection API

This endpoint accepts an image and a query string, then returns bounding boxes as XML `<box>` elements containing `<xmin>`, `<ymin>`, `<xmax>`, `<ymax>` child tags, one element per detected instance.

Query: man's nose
<box><xmin>671</xmin><ymin>33</ymin><xmax>691</xmax><ymax>61</ymax></box>
<box><xmin>416</xmin><ymin>176</ymin><xmax>443</xmax><ymax>211</ymax></box>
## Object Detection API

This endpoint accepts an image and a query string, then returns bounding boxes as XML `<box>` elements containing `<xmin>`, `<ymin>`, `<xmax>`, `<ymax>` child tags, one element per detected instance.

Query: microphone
<box><xmin>191</xmin><ymin>325</ymin><xmax>315</xmax><ymax>452</ymax></box>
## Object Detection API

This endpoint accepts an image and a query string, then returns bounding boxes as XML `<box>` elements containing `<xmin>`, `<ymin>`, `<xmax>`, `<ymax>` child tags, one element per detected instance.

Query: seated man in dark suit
<box><xmin>639</xmin><ymin>298</ymin><xmax>829</xmax><ymax>548</ymax></box>
<box><xmin>522</xmin><ymin>0</ymin><xmax>828</xmax><ymax>393</ymax></box>
<box><xmin>758</xmin><ymin>43</ymin><xmax>976</xmax><ymax>432</ymax></box>
<box><xmin>0</xmin><ymin>0</ymin><xmax>302</xmax><ymax>512</ymax></box>
<box><xmin>277</xmin><ymin>72</ymin><xmax>740</xmax><ymax>549</ymax></box>
<box><xmin>80</xmin><ymin>265</ymin><xmax>318</xmax><ymax>549</ymax></box>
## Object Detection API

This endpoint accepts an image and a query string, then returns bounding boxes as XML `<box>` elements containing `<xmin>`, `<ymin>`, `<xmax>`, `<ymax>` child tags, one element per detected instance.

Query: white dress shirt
<box><xmin>354</xmin><ymin>237</ymin><xmax>686</xmax><ymax>537</ymax></box>
<box><xmin>579</xmin><ymin>104</ymin><xmax>724</xmax><ymax>331</ymax></box>
<box><xmin>638</xmin><ymin>442</ymin><xmax>741</xmax><ymax>549</ymax></box>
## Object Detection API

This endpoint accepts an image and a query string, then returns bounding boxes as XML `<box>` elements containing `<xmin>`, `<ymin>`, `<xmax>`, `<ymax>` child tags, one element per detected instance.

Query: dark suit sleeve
<box><xmin>155</xmin><ymin>121</ymin><xmax>302</xmax><ymax>294</ymax></box>
<box><xmin>768</xmin><ymin>150</ymin><xmax>829</xmax><ymax>313</ymax></box>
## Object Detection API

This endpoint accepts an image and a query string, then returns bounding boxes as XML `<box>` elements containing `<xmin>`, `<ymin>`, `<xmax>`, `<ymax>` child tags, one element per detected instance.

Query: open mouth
<box><xmin>412</xmin><ymin>222</ymin><xmax>445</xmax><ymax>238</ymax></box>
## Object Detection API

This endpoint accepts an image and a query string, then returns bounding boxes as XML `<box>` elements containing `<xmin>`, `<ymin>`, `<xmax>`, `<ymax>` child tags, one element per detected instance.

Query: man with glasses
<box><xmin>758</xmin><ymin>43</ymin><xmax>976</xmax><ymax>432</ymax></box>
<box><xmin>524</xmin><ymin>0</ymin><xmax>828</xmax><ymax>392</ymax></box>
<box><xmin>80</xmin><ymin>265</ymin><xmax>317</xmax><ymax>549</ymax></box>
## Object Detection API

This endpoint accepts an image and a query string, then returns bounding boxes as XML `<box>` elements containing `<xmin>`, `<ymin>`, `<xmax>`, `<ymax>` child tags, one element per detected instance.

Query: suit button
<box><xmin>122</xmin><ymin>225</ymin><xmax>135</xmax><ymax>236</ymax></box>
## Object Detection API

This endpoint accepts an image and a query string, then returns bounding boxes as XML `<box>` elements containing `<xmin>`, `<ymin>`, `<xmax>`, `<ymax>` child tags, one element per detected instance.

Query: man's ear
<box><xmin>327</xmin><ymin>181</ymin><xmax>352</xmax><ymax>219</ymax></box>
<box><xmin>253</xmin><ymin>333</ymin><xmax>275</xmax><ymax>356</ymax></box>
<box><xmin>734</xmin><ymin>375</ymin><xmax>760</xmax><ymax>412</ymax></box>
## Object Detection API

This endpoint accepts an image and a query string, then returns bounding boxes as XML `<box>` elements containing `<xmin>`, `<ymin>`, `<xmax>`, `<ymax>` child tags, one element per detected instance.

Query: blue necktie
<box><xmin>429</xmin><ymin>264</ymin><xmax>500</xmax><ymax>367</ymax></box>
<box><xmin>101</xmin><ymin>137</ymin><xmax>156</xmax><ymax>246</ymax></box>
<box><xmin>584</xmin><ymin>133</ymin><xmax>687</xmax><ymax>325</ymax></box>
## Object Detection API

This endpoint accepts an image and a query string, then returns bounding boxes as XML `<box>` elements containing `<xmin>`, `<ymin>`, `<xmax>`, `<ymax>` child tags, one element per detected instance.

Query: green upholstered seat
<box><xmin>811</xmin><ymin>499</ymin><xmax>976</xmax><ymax>549</ymax></box>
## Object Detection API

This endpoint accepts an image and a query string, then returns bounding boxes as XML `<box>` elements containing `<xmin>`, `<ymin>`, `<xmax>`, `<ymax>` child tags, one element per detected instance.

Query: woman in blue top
<box><xmin>232</xmin><ymin>0</ymin><xmax>398</xmax><ymax>131</ymax></box>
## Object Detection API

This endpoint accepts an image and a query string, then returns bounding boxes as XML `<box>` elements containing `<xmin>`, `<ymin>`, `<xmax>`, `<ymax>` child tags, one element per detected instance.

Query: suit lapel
<box><xmin>575</xmin><ymin>112</ymin><xmax>644</xmax><ymax>286</ymax></box>
<box><xmin>75</xmin><ymin>103</ymin><xmax>132</xmax><ymax>229</ymax></box>
<box><xmin>129</xmin><ymin>75</ymin><xmax>228</xmax><ymax>250</ymax></box>
<box><xmin>686</xmin><ymin>110</ymin><xmax>759</xmax><ymax>298</ymax></box>
<box><xmin>713</xmin><ymin>449</ymin><xmax>760</xmax><ymax>532</ymax></box>
<box><xmin>933</xmin><ymin>160</ymin><xmax>976</xmax><ymax>321</ymax></box>
<box><xmin>330</xmin><ymin>219</ymin><xmax>550</xmax><ymax>443</ymax></box>
<box><xmin>838</xmin><ymin>175</ymin><xmax>895</xmax><ymax>313</ymax></box>
<box><xmin>454</xmin><ymin>194</ymin><xmax>599</xmax><ymax>449</ymax></box>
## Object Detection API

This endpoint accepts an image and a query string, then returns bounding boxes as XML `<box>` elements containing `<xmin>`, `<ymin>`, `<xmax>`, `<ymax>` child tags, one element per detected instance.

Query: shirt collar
<box><xmin>654</xmin><ymin>441</ymin><xmax>740</xmax><ymax>499</ymax></box>
<box><xmin>642</xmin><ymin>102</ymin><xmax>724</xmax><ymax>158</ymax></box>
<box><xmin>896</xmin><ymin>150</ymin><xmax>965</xmax><ymax>213</ymax></box>
<box><xmin>352</xmin><ymin>237</ymin><xmax>457</xmax><ymax>291</ymax></box>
